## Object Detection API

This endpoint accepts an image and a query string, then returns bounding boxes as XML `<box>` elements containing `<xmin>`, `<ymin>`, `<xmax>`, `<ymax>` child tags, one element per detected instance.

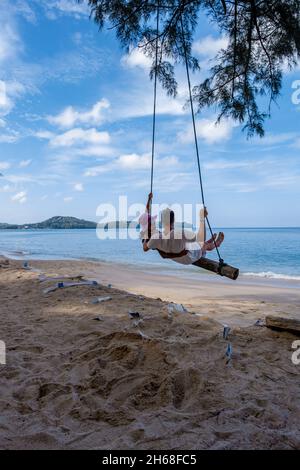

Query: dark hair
<box><xmin>170</xmin><ymin>210</ymin><xmax>175</xmax><ymax>227</ymax></box>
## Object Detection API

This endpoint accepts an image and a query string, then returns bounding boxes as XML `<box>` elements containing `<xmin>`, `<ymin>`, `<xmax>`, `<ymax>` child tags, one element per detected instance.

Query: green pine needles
<box><xmin>82</xmin><ymin>0</ymin><xmax>300</xmax><ymax>137</ymax></box>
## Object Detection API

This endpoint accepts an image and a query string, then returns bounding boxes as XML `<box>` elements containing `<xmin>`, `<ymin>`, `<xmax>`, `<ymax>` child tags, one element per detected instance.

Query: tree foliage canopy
<box><xmin>83</xmin><ymin>0</ymin><xmax>300</xmax><ymax>136</ymax></box>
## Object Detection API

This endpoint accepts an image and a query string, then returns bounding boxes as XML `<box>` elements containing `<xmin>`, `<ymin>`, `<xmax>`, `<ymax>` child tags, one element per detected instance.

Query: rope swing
<box><xmin>147</xmin><ymin>5</ymin><xmax>239</xmax><ymax>281</ymax></box>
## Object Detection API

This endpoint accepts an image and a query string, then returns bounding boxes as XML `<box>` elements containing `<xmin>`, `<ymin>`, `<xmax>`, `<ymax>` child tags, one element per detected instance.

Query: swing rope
<box><xmin>148</xmin><ymin>2</ymin><xmax>160</xmax><ymax>239</ymax></box>
<box><xmin>150</xmin><ymin>3</ymin><xmax>160</xmax><ymax>195</ymax></box>
<box><xmin>179</xmin><ymin>13</ymin><xmax>223</xmax><ymax>264</ymax></box>
<box><xmin>148</xmin><ymin>5</ymin><xmax>224</xmax><ymax>267</ymax></box>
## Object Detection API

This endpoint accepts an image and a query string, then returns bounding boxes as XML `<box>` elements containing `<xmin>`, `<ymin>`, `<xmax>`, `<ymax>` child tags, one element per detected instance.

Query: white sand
<box><xmin>0</xmin><ymin>257</ymin><xmax>299</xmax><ymax>449</ymax></box>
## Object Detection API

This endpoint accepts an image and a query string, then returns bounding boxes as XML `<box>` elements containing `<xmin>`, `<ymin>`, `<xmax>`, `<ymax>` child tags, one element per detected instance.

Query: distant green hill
<box><xmin>0</xmin><ymin>216</ymin><xmax>97</xmax><ymax>230</ymax></box>
<box><xmin>0</xmin><ymin>223</ymin><xmax>19</xmax><ymax>229</ymax></box>
<box><xmin>0</xmin><ymin>216</ymin><xmax>194</xmax><ymax>230</ymax></box>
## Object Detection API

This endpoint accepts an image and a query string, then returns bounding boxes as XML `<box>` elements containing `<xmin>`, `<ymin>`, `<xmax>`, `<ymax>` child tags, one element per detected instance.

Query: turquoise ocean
<box><xmin>1</xmin><ymin>227</ymin><xmax>300</xmax><ymax>286</ymax></box>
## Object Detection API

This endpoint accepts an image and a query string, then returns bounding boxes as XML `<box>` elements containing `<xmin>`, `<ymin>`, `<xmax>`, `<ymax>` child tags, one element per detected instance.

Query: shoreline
<box><xmin>3</xmin><ymin>250</ymin><xmax>300</xmax><ymax>289</ymax></box>
<box><xmin>21</xmin><ymin>257</ymin><xmax>300</xmax><ymax>327</ymax></box>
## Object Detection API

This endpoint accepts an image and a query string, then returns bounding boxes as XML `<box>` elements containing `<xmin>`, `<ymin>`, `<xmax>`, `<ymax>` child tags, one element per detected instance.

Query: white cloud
<box><xmin>19</xmin><ymin>159</ymin><xmax>32</xmax><ymax>168</ymax></box>
<box><xmin>118</xmin><ymin>153</ymin><xmax>151</xmax><ymax>170</ymax></box>
<box><xmin>5</xmin><ymin>174</ymin><xmax>34</xmax><ymax>184</ymax></box>
<box><xmin>84</xmin><ymin>165</ymin><xmax>107</xmax><ymax>177</ymax></box>
<box><xmin>40</xmin><ymin>0</ymin><xmax>89</xmax><ymax>18</ymax></box>
<box><xmin>72</xmin><ymin>32</ymin><xmax>82</xmax><ymax>45</ymax></box>
<box><xmin>63</xmin><ymin>196</ymin><xmax>73</xmax><ymax>203</ymax></box>
<box><xmin>0</xmin><ymin>1</ymin><xmax>104</xmax><ymax>128</ymax></box>
<box><xmin>84</xmin><ymin>153</ymin><xmax>180</xmax><ymax>177</ymax></box>
<box><xmin>74</xmin><ymin>182</ymin><xmax>84</xmax><ymax>192</ymax></box>
<box><xmin>16</xmin><ymin>1</ymin><xmax>37</xmax><ymax>23</ymax></box>
<box><xmin>178</xmin><ymin>118</ymin><xmax>236</xmax><ymax>145</ymax></box>
<box><xmin>113</xmin><ymin>85</ymin><xmax>186</xmax><ymax>120</ymax></box>
<box><xmin>0</xmin><ymin>184</ymin><xmax>13</xmax><ymax>192</ymax></box>
<box><xmin>121</xmin><ymin>46</ymin><xmax>152</xmax><ymax>71</ymax></box>
<box><xmin>73</xmin><ymin>145</ymin><xmax>115</xmax><ymax>158</ymax></box>
<box><xmin>193</xmin><ymin>35</ymin><xmax>228</xmax><ymax>58</ymax></box>
<box><xmin>35</xmin><ymin>130</ymin><xmax>55</xmax><ymax>140</ymax></box>
<box><xmin>192</xmin><ymin>35</ymin><xmax>229</xmax><ymax>74</ymax></box>
<box><xmin>254</xmin><ymin>132</ymin><xmax>299</xmax><ymax>146</ymax></box>
<box><xmin>0</xmin><ymin>131</ymin><xmax>20</xmax><ymax>143</ymax></box>
<box><xmin>133</xmin><ymin>171</ymin><xmax>195</xmax><ymax>193</ymax></box>
<box><xmin>293</xmin><ymin>138</ymin><xmax>300</xmax><ymax>149</ymax></box>
<box><xmin>0</xmin><ymin>18</ymin><xmax>21</xmax><ymax>64</ymax></box>
<box><xmin>11</xmin><ymin>190</ymin><xmax>27</xmax><ymax>204</ymax></box>
<box><xmin>48</xmin><ymin>99</ymin><xmax>110</xmax><ymax>129</ymax></box>
<box><xmin>118</xmin><ymin>153</ymin><xmax>179</xmax><ymax>170</ymax></box>
<box><xmin>226</xmin><ymin>183</ymin><xmax>259</xmax><ymax>193</ymax></box>
<box><xmin>264</xmin><ymin>174</ymin><xmax>299</xmax><ymax>188</ymax></box>
<box><xmin>204</xmin><ymin>160</ymin><xmax>255</xmax><ymax>171</ymax></box>
<box><xmin>0</xmin><ymin>161</ymin><xmax>11</xmax><ymax>171</ymax></box>
<box><xmin>49</xmin><ymin>128</ymin><xmax>111</xmax><ymax>147</ymax></box>
<box><xmin>0</xmin><ymin>80</ymin><xmax>13</xmax><ymax>116</ymax></box>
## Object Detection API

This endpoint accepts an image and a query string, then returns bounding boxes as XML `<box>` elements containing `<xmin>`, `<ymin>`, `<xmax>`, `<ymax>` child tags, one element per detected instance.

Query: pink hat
<box><xmin>139</xmin><ymin>212</ymin><xmax>157</xmax><ymax>232</ymax></box>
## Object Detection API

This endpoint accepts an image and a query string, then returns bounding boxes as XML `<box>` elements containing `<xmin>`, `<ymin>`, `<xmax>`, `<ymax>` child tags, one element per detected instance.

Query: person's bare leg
<box><xmin>197</xmin><ymin>207</ymin><xmax>207</xmax><ymax>245</ymax></box>
<box><xmin>204</xmin><ymin>232</ymin><xmax>225</xmax><ymax>251</ymax></box>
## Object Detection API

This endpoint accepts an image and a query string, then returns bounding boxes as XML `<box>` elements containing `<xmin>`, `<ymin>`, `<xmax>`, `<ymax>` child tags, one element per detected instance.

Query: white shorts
<box><xmin>172</xmin><ymin>242</ymin><xmax>203</xmax><ymax>265</ymax></box>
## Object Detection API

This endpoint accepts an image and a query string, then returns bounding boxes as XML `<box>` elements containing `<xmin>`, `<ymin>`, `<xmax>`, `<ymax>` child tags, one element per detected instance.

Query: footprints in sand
<box><xmin>38</xmin><ymin>383</ymin><xmax>72</xmax><ymax>401</ymax></box>
<box><xmin>171</xmin><ymin>368</ymin><xmax>203</xmax><ymax>409</ymax></box>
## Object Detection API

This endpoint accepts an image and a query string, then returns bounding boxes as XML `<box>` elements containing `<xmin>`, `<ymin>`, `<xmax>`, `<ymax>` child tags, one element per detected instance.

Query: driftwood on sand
<box><xmin>43</xmin><ymin>280</ymin><xmax>98</xmax><ymax>294</ymax></box>
<box><xmin>266</xmin><ymin>315</ymin><xmax>300</xmax><ymax>334</ymax></box>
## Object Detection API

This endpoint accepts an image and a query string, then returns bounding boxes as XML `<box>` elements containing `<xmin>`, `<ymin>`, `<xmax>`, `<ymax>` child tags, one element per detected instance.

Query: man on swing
<box><xmin>141</xmin><ymin>193</ymin><xmax>225</xmax><ymax>265</ymax></box>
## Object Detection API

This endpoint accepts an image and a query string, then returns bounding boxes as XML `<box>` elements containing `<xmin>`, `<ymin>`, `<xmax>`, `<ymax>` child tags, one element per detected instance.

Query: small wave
<box><xmin>243</xmin><ymin>271</ymin><xmax>300</xmax><ymax>281</ymax></box>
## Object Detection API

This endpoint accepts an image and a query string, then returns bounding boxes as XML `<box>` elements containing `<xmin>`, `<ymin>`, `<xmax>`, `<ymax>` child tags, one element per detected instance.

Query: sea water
<box><xmin>0</xmin><ymin>227</ymin><xmax>300</xmax><ymax>285</ymax></box>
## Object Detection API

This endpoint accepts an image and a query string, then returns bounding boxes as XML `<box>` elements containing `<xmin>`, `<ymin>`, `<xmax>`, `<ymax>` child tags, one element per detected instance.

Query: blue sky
<box><xmin>0</xmin><ymin>0</ymin><xmax>299</xmax><ymax>227</ymax></box>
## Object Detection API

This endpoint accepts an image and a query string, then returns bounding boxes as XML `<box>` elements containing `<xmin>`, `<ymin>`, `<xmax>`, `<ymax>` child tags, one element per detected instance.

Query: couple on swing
<box><xmin>140</xmin><ymin>193</ymin><xmax>225</xmax><ymax>265</ymax></box>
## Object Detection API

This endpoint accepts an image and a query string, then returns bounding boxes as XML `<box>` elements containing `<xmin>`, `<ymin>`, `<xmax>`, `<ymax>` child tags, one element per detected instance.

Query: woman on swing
<box><xmin>140</xmin><ymin>193</ymin><xmax>225</xmax><ymax>265</ymax></box>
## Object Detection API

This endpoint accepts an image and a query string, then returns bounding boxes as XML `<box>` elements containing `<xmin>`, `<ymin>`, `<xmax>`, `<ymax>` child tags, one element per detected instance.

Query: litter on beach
<box><xmin>167</xmin><ymin>303</ymin><xmax>188</xmax><ymax>314</ymax></box>
<box><xmin>43</xmin><ymin>280</ymin><xmax>98</xmax><ymax>294</ymax></box>
<box><xmin>93</xmin><ymin>316</ymin><xmax>103</xmax><ymax>321</ymax></box>
<box><xmin>255</xmin><ymin>319</ymin><xmax>265</xmax><ymax>327</ymax></box>
<box><xmin>223</xmin><ymin>325</ymin><xmax>231</xmax><ymax>340</ymax></box>
<box><xmin>128</xmin><ymin>311</ymin><xmax>141</xmax><ymax>319</ymax></box>
<box><xmin>225</xmin><ymin>343</ymin><xmax>233</xmax><ymax>364</ymax></box>
<box><xmin>91</xmin><ymin>296</ymin><xmax>112</xmax><ymax>304</ymax></box>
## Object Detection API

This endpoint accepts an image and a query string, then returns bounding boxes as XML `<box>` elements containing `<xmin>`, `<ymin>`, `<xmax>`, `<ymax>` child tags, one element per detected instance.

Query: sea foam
<box><xmin>242</xmin><ymin>271</ymin><xmax>300</xmax><ymax>281</ymax></box>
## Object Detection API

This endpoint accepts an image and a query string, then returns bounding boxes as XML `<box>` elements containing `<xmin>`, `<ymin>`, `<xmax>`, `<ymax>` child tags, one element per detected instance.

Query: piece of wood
<box><xmin>43</xmin><ymin>280</ymin><xmax>98</xmax><ymax>294</ymax></box>
<box><xmin>39</xmin><ymin>274</ymin><xmax>84</xmax><ymax>283</ymax></box>
<box><xmin>266</xmin><ymin>315</ymin><xmax>300</xmax><ymax>334</ymax></box>
<box><xmin>192</xmin><ymin>257</ymin><xmax>239</xmax><ymax>281</ymax></box>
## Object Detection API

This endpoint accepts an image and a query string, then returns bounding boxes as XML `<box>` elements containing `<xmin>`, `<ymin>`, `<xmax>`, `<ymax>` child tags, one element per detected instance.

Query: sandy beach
<box><xmin>0</xmin><ymin>256</ymin><xmax>299</xmax><ymax>450</ymax></box>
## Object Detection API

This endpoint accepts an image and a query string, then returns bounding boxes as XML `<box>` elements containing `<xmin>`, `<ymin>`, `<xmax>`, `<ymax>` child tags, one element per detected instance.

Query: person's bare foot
<box><xmin>206</xmin><ymin>233</ymin><xmax>217</xmax><ymax>244</ymax></box>
<box><xmin>204</xmin><ymin>232</ymin><xmax>225</xmax><ymax>251</ymax></box>
<box><xmin>215</xmin><ymin>232</ymin><xmax>224</xmax><ymax>247</ymax></box>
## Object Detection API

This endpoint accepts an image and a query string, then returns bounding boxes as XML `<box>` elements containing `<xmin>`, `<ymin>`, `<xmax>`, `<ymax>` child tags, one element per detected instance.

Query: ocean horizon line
<box><xmin>1</xmin><ymin>225</ymin><xmax>300</xmax><ymax>230</ymax></box>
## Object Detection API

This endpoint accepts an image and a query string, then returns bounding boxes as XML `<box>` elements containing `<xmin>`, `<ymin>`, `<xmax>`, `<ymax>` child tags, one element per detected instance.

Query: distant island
<box><xmin>0</xmin><ymin>216</ymin><xmax>97</xmax><ymax>230</ymax></box>
<box><xmin>0</xmin><ymin>216</ymin><xmax>134</xmax><ymax>230</ymax></box>
<box><xmin>0</xmin><ymin>216</ymin><xmax>194</xmax><ymax>230</ymax></box>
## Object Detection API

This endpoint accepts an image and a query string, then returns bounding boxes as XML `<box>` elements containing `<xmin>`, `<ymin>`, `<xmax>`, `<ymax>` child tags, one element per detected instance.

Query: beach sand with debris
<box><xmin>0</xmin><ymin>257</ymin><xmax>299</xmax><ymax>449</ymax></box>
